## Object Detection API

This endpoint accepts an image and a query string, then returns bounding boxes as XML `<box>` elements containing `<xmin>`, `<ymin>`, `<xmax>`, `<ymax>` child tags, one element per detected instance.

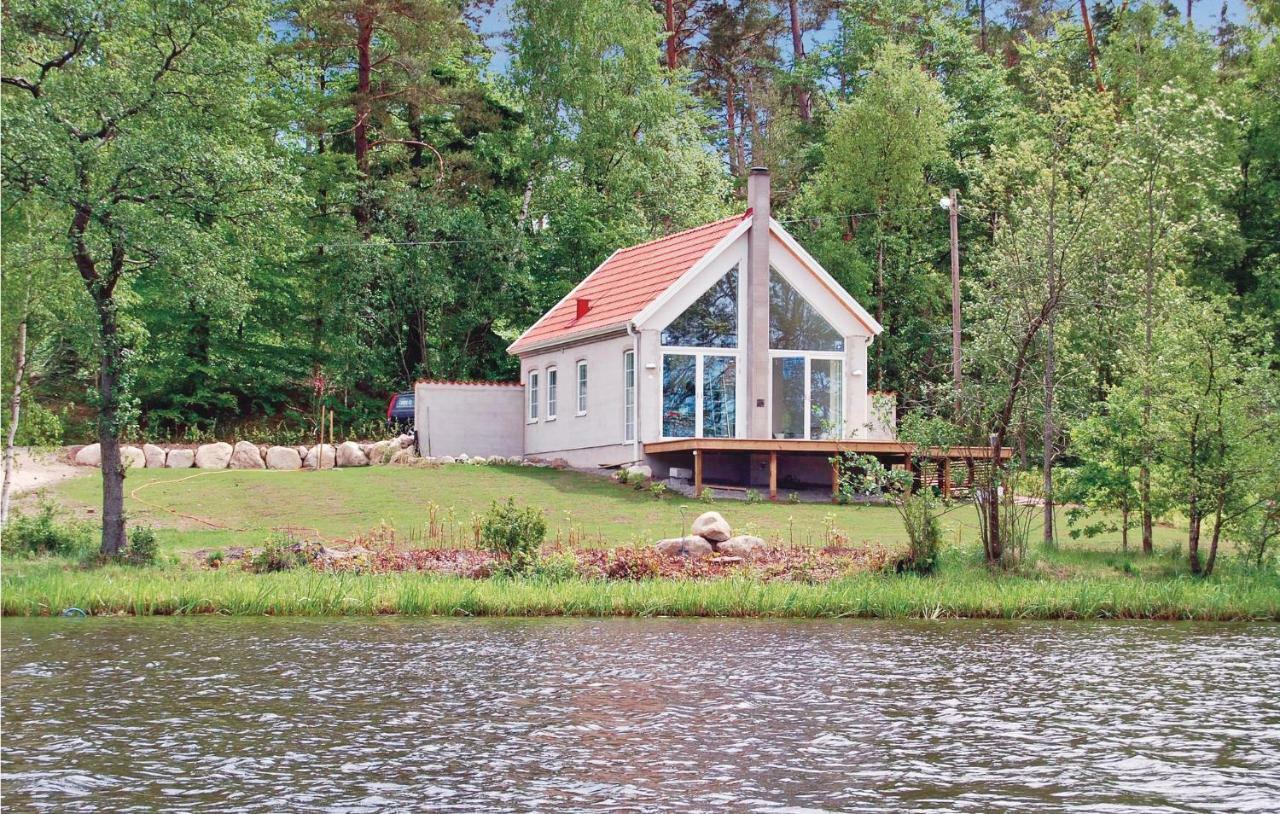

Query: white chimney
<box><xmin>746</xmin><ymin>167</ymin><xmax>771</xmax><ymax>438</ymax></box>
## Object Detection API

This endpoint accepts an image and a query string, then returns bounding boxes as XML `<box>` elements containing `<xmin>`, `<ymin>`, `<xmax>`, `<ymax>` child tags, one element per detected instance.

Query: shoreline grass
<box><xmin>4</xmin><ymin>560</ymin><xmax>1277</xmax><ymax>621</ymax></box>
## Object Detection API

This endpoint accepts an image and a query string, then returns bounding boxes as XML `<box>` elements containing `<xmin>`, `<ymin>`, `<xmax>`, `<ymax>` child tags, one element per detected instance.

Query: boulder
<box><xmin>438</xmin><ymin>455</ymin><xmax>456</xmax><ymax>464</ymax></box>
<box><xmin>119</xmin><ymin>445</ymin><xmax>146</xmax><ymax>470</ymax></box>
<box><xmin>165</xmin><ymin>448</ymin><xmax>195</xmax><ymax>469</ymax></box>
<box><xmin>295</xmin><ymin>445</ymin><xmax>310</xmax><ymax>460</ymax></box>
<box><xmin>74</xmin><ymin>444</ymin><xmax>102</xmax><ymax>467</ymax></box>
<box><xmin>654</xmin><ymin>536</ymin><xmax>715</xmax><ymax>560</ymax></box>
<box><xmin>389</xmin><ymin>447</ymin><xmax>418</xmax><ymax>465</ymax></box>
<box><xmin>143</xmin><ymin>444</ymin><xmax>167</xmax><ymax>468</ymax></box>
<box><xmin>336</xmin><ymin>440</ymin><xmax>369</xmax><ymax>467</ymax></box>
<box><xmin>304</xmin><ymin>444</ymin><xmax>336</xmax><ymax>470</ymax></box>
<box><xmin>717</xmin><ymin>535</ymin><xmax>765</xmax><ymax>558</ymax></box>
<box><xmin>359</xmin><ymin>443</ymin><xmax>373</xmax><ymax>457</ymax></box>
<box><xmin>265</xmin><ymin>446</ymin><xmax>302</xmax><ymax>470</ymax></box>
<box><xmin>470</xmin><ymin>456</ymin><xmax>487</xmax><ymax>465</ymax></box>
<box><xmin>625</xmin><ymin>464</ymin><xmax>652</xmax><ymax>481</ymax></box>
<box><xmin>367</xmin><ymin>440</ymin><xmax>392</xmax><ymax>465</ymax></box>
<box><xmin>691</xmin><ymin>511</ymin><xmax>731</xmax><ymax>543</ymax></box>
<box><xmin>195</xmin><ymin>442</ymin><xmax>233</xmax><ymax>470</ymax></box>
<box><xmin>457</xmin><ymin>453</ymin><xmax>470</xmax><ymax>462</ymax></box>
<box><xmin>229</xmin><ymin>440</ymin><xmax>265</xmax><ymax>470</ymax></box>
<box><xmin>396</xmin><ymin>433</ymin><xmax>415</xmax><ymax>449</ymax></box>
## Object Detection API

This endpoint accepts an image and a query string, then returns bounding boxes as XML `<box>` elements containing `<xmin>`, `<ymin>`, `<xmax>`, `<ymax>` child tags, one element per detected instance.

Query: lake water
<box><xmin>2</xmin><ymin>618</ymin><xmax>1278</xmax><ymax>813</ymax></box>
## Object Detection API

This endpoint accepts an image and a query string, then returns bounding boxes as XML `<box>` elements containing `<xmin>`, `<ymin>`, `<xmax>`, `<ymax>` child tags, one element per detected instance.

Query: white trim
<box><xmin>632</xmin><ymin>217</ymin><xmax>752</xmax><ymax>329</ymax></box>
<box><xmin>545</xmin><ymin>366</ymin><xmax>558</xmax><ymax>421</ymax></box>
<box><xmin>767</xmin><ymin>352</ymin><xmax>845</xmax><ymax>440</ymax></box>
<box><xmin>575</xmin><ymin>359</ymin><xmax>588</xmax><ymax>416</ymax></box>
<box><xmin>658</xmin><ymin>349</ymin><xmax>742</xmax><ymax>440</ymax></box>
<box><xmin>623</xmin><ymin>349</ymin><xmax>636</xmax><ymax>443</ymax></box>
<box><xmin>770</xmin><ymin>218</ymin><xmax>882</xmax><ymax>335</ymax></box>
<box><xmin>527</xmin><ymin>370</ymin><xmax>540</xmax><ymax>423</ymax></box>
<box><xmin>507</xmin><ymin>249</ymin><xmax>621</xmax><ymax>354</ymax></box>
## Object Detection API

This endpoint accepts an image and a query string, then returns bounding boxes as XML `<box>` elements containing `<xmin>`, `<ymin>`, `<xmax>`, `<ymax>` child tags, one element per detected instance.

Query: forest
<box><xmin>2</xmin><ymin>0</ymin><xmax>1278</xmax><ymax>567</ymax></box>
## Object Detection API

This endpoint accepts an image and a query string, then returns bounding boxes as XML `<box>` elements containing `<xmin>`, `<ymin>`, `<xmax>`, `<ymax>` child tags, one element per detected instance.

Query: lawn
<box><xmin>7</xmin><ymin>462</ymin><xmax>1274</xmax><ymax>621</ymax></box>
<box><xmin>46</xmin><ymin>463</ymin><xmax>1188</xmax><ymax>559</ymax></box>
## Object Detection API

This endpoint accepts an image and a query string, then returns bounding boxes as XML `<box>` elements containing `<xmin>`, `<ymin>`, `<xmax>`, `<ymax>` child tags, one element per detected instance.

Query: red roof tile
<box><xmin>508</xmin><ymin>213</ymin><xmax>747</xmax><ymax>354</ymax></box>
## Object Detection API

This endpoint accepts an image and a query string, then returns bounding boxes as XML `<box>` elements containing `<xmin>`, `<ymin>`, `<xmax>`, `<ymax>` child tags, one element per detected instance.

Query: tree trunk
<box><xmin>1139</xmin><ymin>186</ymin><xmax>1156</xmax><ymax>556</ymax></box>
<box><xmin>875</xmin><ymin>237</ymin><xmax>885</xmax><ymax>390</ymax></box>
<box><xmin>95</xmin><ymin>294</ymin><xmax>127</xmax><ymax>556</ymax></box>
<box><xmin>664</xmin><ymin>0</ymin><xmax>677</xmax><ymax>70</ymax></box>
<box><xmin>1043</xmin><ymin>198</ymin><xmax>1057</xmax><ymax>549</ymax></box>
<box><xmin>353</xmin><ymin>8</ymin><xmax>374</xmax><ymax>231</ymax></box>
<box><xmin>1187</xmin><ymin>499</ymin><xmax>1202</xmax><ymax>575</ymax></box>
<box><xmin>1121</xmin><ymin>505</ymin><xmax>1129</xmax><ymax>552</ymax></box>
<box><xmin>787</xmin><ymin>0</ymin><xmax>811</xmax><ymax>123</ymax></box>
<box><xmin>1204</xmin><ymin>493</ymin><xmax>1225</xmax><ymax>577</ymax></box>
<box><xmin>980</xmin><ymin>0</ymin><xmax>988</xmax><ymax>53</ymax></box>
<box><xmin>725</xmin><ymin>74</ymin><xmax>740</xmax><ymax>176</ymax></box>
<box><xmin>0</xmin><ymin>319</ymin><xmax>29</xmax><ymax>527</ymax></box>
<box><xmin>1079</xmin><ymin>0</ymin><xmax>1104</xmax><ymax>92</ymax></box>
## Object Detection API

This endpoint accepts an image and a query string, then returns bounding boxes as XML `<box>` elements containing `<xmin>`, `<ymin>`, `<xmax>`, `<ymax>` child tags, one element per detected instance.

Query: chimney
<box><xmin>575</xmin><ymin>298</ymin><xmax>591</xmax><ymax>321</ymax></box>
<box><xmin>746</xmin><ymin>167</ymin><xmax>771</xmax><ymax>438</ymax></box>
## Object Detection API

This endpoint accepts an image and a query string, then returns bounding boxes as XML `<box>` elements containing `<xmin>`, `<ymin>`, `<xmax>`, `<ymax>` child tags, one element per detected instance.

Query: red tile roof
<box><xmin>508</xmin><ymin>213</ymin><xmax>747</xmax><ymax>354</ymax></box>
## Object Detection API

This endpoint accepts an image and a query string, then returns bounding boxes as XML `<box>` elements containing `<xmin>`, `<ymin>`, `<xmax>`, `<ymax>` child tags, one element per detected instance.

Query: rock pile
<box><xmin>654</xmin><ymin>511</ymin><xmax>764</xmax><ymax>561</ymax></box>
<box><xmin>69</xmin><ymin>432</ymin><xmax>546</xmax><ymax>472</ymax></box>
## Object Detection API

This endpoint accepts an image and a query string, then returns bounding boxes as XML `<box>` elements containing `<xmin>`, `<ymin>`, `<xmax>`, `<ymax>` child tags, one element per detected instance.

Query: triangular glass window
<box><xmin>769</xmin><ymin>269</ymin><xmax>843</xmax><ymax>351</ymax></box>
<box><xmin>661</xmin><ymin>265</ymin><xmax>738</xmax><ymax>348</ymax></box>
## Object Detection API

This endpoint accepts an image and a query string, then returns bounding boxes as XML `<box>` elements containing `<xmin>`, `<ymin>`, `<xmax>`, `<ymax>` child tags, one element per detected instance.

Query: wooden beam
<box><xmin>769</xmin><ymin>451</ymin><xmax>778</xmax><ymax>500</ymax></box>
<box><xmin>831</xmin><ymin>458</ymin><xmax>840</xmax><ymax>501</ymax></box>
<box><xmin>643</xmin><ymin>437</ymin><xmax>1012</xmax><ymax>459</ymax></box>
<box><xmin>941</xmin><ymin>458</ymin><xmax>952</xmax><ymax>498</ymax></box>
<box><xmin>693</xmin><ymin>450</ymin><xmax>703</xmax><ymax>498</ymax></box>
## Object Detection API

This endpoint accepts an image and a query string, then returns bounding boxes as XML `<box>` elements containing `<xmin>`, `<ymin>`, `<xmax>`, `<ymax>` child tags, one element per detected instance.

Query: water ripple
<box><xmin>2</xmin><ymin>618</ymin><xmax>1278</xmax><ymax>813</ymax></box>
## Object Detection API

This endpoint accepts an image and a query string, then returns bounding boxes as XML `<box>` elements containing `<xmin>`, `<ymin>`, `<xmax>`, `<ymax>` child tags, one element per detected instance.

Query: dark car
<box><xmin>386</xmin><ymin>391</ymin><xmax>414</xmax><ymax>432</ymax></box>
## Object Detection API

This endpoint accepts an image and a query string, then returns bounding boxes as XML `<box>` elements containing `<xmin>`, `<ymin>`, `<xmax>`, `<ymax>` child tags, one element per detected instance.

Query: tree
<box><xmin>1148</xmin><ymin>296</ymin><xmax>1280</xmax><ymax>576</ymax></box>
<box><xmin>805</xmin><ymin>42</ymin><xmax>950</xmax><ymax>392</ymax></box>
<box><xmin>1106</xmin><ymin>83</ymin><xmax>1237</xmax><ymax>554</ymax></box>
<box><xmin>2</xmin><ymin>0</ymin><xmax>296</xmax><ymax>553</ymax></box>
<box><xmin>964</xmin><ymin>62</ymin><xmax>1113</xmax><ymax>564</ymax></box>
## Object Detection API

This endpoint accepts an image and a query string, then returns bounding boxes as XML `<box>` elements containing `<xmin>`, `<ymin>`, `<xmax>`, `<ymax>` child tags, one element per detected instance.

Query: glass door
<box><xmin>770</xmin><ymin>355</ymin><xmax>843</xmax><ymax>440</ymax></box>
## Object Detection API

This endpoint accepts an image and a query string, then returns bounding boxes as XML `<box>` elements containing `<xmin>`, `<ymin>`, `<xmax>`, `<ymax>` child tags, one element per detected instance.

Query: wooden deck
<box><xmin>642</xmin><ymin>438</ymin><xmax>1012</xmax><ymax>500</ymax></box>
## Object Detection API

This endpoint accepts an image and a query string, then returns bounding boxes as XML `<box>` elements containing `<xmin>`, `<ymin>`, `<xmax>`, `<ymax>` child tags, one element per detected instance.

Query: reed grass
<box><xmin>5</xmin><ymin>560</ymin><xmax>1276</xmax><ymax>621</ymax></box>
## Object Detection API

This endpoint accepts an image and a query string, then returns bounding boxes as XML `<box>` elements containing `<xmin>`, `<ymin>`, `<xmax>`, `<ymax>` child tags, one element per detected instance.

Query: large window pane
<box><xmin>771</xmin><ymin>356</ymin><xmax>805</xmax><ymax>439</ymax></box>
<box><xmin>810</xmin><ymin>359</ymin><xmax>843</xmax><ymax>439</ymax></box>
<box><xmin>623</xmin><ymin>351</ymin><xmax>635</xmax><ymax>441</ymax></box>
<box><xmin>702</xmin><ymin>356</ymin><xmax>736</xmax><ymax>438</ymax></box>
<box><xmin>662</xmin><ymin>354</ymin><xmax>696</xmax><ymax>437</ymax></box>
<box><xmin>661</xmin><ymin>265</ymin><xmax>738</xmax><ymax>348</ymax></box>
<box><xmin>769</xmin><ymin>269</ymin><xmax>843</xmax><ymax>352</ymax></box>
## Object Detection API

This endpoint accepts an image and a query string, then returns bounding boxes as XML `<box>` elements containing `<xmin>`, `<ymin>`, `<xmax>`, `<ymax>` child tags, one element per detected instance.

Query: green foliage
<box><xmin>744</xmin><ymin>489</ymin><xmax>763</xmax><ymax>504</ymax></box>
<box><xmin>479</xmin><ymin>498</ymin><xmax>547</xmax><ymax>571</ymax></box>
<box><xmin>1</xmin><ymin>501</ymin><xmax>95</xmax><ymax>560</ymax></box>
<box><xmin>10</xmin><ymin>399</ymin><xmax>65</xmax><ymax>448</ymax></box>
<box><xmin>122</xmin><ymin>526</ymin><xmax>159</xmax><ymax>566</ymax></box>
<box><xmin>834</xmin><ymin>452</ymin><xmax>942</xmax><ymax>574</ymax></box>
<box><xmin>247</xmin><ymin>534</ymin><xmax>311</xmax><ymax>574</ymax></box>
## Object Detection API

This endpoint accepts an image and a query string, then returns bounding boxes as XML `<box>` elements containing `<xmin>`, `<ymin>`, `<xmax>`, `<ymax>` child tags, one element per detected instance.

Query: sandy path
<box><xmin>3</xmin><ymin>447</ymin><xmax>88</xmax><ymax>496</ymax></box>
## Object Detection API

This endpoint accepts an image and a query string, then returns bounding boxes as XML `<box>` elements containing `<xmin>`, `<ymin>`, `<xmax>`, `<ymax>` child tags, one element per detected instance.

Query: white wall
<box><xmin>518</xmin><ymin>332</ymin><xmax>639</xmax><ymax>468</ymax></box>
<box><xmin>415</xmin><ymin>382</ymin><xmax>524</xmax><ymax>458</ymax></box>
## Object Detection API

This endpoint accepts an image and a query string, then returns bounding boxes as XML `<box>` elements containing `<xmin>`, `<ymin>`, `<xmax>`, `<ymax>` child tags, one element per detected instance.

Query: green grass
<box><xmin>7</xmin><ymin>463</ymin><xmax>1275</xmax><ymax>620</ymax></box>
<box><xmin>48</xmin><ymin>463</ymin><xmax>1187</xmax><ymax>556</ymax></box>
<box><xmin>4</xmin><ymin>557</ymin><xmax>1276</xmax><ymax>620</ymax></box>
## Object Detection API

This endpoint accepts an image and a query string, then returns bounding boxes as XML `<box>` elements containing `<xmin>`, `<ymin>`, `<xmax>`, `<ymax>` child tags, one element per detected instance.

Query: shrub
<box><xmin>206</xmin><ymin>549</ymin><xmax>226</xmax><ymax>568</ymax></box>
<box><xmin>479</xmin><ymin>498</ymin><xmax>546</xmax><ymax>572</ymax></box>
<box><xmin>897</xmin><ymin>491</ymin><xmax>943</xmax><ymax>574</ymax></box>
<box><xmin>123</xmin><ymin>526</ymin><xmax>159</xmax><ymax>566</ymax></box>
<box><xmin>787</xmin><ymin>492</ymin><xmax>801</xmax><ymax>504</ymax></box>
<box><xmin>246</xmin><ymin>533</ymin><xmax>313</xmax><ymax>573</ymax></box>
<box><xmin>11</xmin><ymin>399</ymin><xmax>65</xmax><ymax>447</ymax></box>
<box><xmin>526</xmin><ymin>549</ymin><xmax>578</xmax><ymax>581</ymax></box>
<box><xmin>648</xmin><ymin>482</ymin><xmax>669</xmax><ymax>500</ymax></box>
<box><xmin>744</xmin><ymin>489</ymin><xmax>762</xmax><ymax>504</ymax></box>
<box><xmin>2</xmin><ymin>501</ymin><xmax>95</xmax><ymax>559</ymax></box>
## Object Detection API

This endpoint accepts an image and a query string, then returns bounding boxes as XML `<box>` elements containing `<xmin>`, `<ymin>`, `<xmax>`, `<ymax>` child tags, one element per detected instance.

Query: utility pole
<box><xmin>947</xmin><ymin>189</ymin><xmax>962</xmax><ymax>406</ymax></box>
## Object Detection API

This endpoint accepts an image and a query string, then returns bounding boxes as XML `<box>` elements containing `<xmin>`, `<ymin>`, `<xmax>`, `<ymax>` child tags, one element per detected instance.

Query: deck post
<box><xmin>831</xmin><ymin>457</ymin><xmax>840</xmax><ymax>501</ymax></box>
<box><xmin>941</xmin><ymin>458</ymin><xmax>952</xmax><ymax>498</ymax></box>
<box><xmin>966</xmin><ymin>459</ymin><xmax>975</xmax><ymax>488</ymax></box>
<box><xmin>693</xmin><ymin>450</ymin><xmax>703</xmax><ymax>498</ymax></box>
<box><xmin>769</xmin><ymin>451</ymin><xmax>778</xmax><ymax>500</ymax></box>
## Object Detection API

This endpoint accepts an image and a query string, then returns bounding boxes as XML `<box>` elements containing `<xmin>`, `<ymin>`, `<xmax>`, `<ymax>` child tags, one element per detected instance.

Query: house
<box><xmin>417</xmin><ymin>168</ymin><xmax>1006</xmax><ymax>497</ymax></box>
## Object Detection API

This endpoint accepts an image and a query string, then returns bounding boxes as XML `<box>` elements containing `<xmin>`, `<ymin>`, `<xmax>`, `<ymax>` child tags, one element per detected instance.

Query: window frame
<box><xmin>545</xmin><ymin>366</ymin><xmax>558</xmax><ymax>421</ymax></box>
<box><xmin>575</xmin><ymin>360</ymin><xmax>588</xmax><ymax>416</ymax></box>
<box><xmin>623</xmin><ymin>350</ymin><xmax>635</xmax><ymax>442</ymax></box>
<box><xmin>659</xmin><ymin>348</ymin><xmax>743</xmax><ymax>440</ymax></box>
<box><xmin>527</xmin><ymin>370</ymin><xmax>540</xmax><ymax>423</ymax></box>
<box><xmin>767</xmin><ymin>350</ymin><xmax>845</xmax><ymax>440</ymax></box>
